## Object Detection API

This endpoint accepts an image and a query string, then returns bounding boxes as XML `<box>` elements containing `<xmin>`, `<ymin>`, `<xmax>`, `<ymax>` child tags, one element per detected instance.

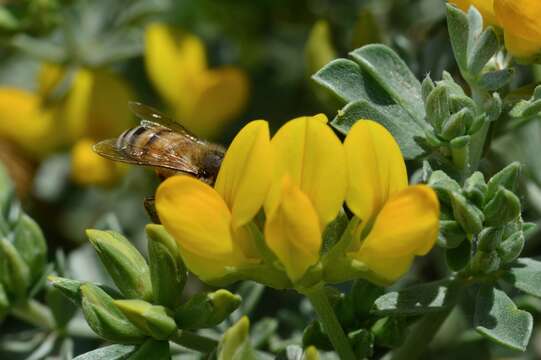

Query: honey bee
<box><xmin>93</xmin><ymin>101</ymin><xmax>226</xmax><ymax>185</ymax></box>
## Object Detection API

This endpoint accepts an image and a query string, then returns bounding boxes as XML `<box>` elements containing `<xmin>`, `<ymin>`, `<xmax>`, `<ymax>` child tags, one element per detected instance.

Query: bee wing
<box><xmin>93</xmin><ymin>139</ymin><xmax>200</xmax><ymax>175</ymax></box>
<box><xmin>128</xmin><ymin>101</ymin><xmax>202</xmax><ymax>142</ymax></box>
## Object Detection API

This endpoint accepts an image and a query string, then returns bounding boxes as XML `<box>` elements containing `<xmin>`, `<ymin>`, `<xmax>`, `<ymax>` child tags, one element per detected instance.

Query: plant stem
<box><xmin>302</xmin><ymin>284</ymin><xmax>356</xmax><ymax>360</ymax></box>
<box><xmin>390</xmin><ymin>306</ymin><xmax>454</xmax><ymax>360</ymax></box>
<box><xmin>11</xmin><ymin>299</ymin><xmax>56</xmax><ymax>330</ymax></box>
<box><xmin>170</xmin><ymin>330</ymin><xmax>218</xmax><ymax>354</ymax></box>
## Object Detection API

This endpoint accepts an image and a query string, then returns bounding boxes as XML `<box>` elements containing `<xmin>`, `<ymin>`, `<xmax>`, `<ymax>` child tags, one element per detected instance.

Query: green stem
<box><xmin>170</xmin><ymin>330</ymin><xmax>218</xmax><ymax>354</ymax></box>
<box><xmin>302</xmin><ymin>284</ymin><xmax>356</xmax><ymax>360</ymax></box>
<box><xmin>390</xmin><ymin>306</ymin><xmax>455</xmax><ymax>360</ymax></box>
<box><xmin>10</xmin><ymin>299</ymin><xmax>55</xmax><ymax>330</ymax></box>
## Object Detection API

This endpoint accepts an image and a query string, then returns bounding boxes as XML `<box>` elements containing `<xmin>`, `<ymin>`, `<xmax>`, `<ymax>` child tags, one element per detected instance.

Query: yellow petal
<box><xmin>145</xmin><ymin>23</ymin><xmax>207</xmax><ymax>107</ymax></box>
<box><xmin>450</xmin><ymin>0</ymin><xmax>498</xmax><ymax>26</ymax></box>
<box><xmin>358</xmin><ymin>185</ymin><xmax>440</xmax><ymax>258</ymax></box>
<box><xmin>0</xmin><ymin>88</ymin><xmax>57</xmax><ymax>156</ymax></box>
<box><xmin>62</xmin><ymin>69</ymin><xmax>93</xmax><ymax>143</ymax></box>
<box><xmin>267</xmin><ymin>115</ymin><xmax>346</xmax><ymax>226</ymax></box>
<box><xmin>181</xmin><ymin>68</ymin><xmax>249</xmax><ymax>138</ymax></box>
<box><xmin>156</xmin><ymin>175</ymin><xmax>248</xmax><ymax>281</ymax></box>
<box><xmin>86</xmin><ymin>70</ymin><xmax>134</xmax><ymax>139</ymax></box>
<box><xmin>71</xmin><ymin>138</ymin><xmax>124</xmax><ymax>186</ymax></box>
<box><xmin>215</xmin><ymin>120</ymin><xmax>273</xmax><ymax>229</ymax></box>
<box><xmin>344</xmin><ymin>120</ymin><xmax>408</xmax><ymax>224</ymax></box>
<box><xmin>503</xmin><ymin>30</ymin><xmax>541</xmax><ymax>59</ymax></box>
<box><xmin>495</xmin><ymin>0</ymin><xmax>541</xmax><ymax>42</ymax></box>
<box><xmin>264</xmin><ymin>177</ymin><xmax>322</xmax><ymax>282</ymax></box>
<box><xmin>354</xmin><ymin>252</ymin><xmax>414</xmax><ymax>283</ymax></box>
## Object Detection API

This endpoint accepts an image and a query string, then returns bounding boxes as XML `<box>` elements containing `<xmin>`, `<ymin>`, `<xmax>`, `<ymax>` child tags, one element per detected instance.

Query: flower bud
<box><xmin>477</xmin><ymin>227</ymin><xmax>503</xmax><ymax>252</ymax></box>
<box><xmin>113</xmin><ymin>300</ymin><xmax>177</xmax><ymax>340</ymax></box>
<box><xmin>463</xmin><ymin>171</ymin><xmax>487</xmax><ymax>207</ymax></box>
<box><xmin>371</xmin><ymin>317</ymin><xmax>407</xmax><ymax>348</ymax></box>
<box><xmin>450</xmin><ymin>192</ymin><xmax>484</xmax><ymax>234</ymax></box>
<box><xmin>303</xmin><ymin>346</ymin><xmax>321</xmax><ymax>360</ymax></box>
<box><xmin>471</xmin><ymin>250</ymin><xmax>501</xmax><ymax>274</ymax></box>
<box><xmin>483</xmin><ymin>187</ymin><xmax>521</xmax><ymax>226</ymax></box>
<box><xmin>440</xmin><ymin>108</ymin><xmax>470</xmax><ymax>140</ymax></box>
<box><xmin>425</xmin><ymin>85</ymin><xmax>450</xmax><ymax>133</ymax></box>
<box><xmin>0</xmin><ymin>238</ymin><xmax>30</xmax><ymax>300</ymax></box>
<box><xmin>146</xmin><ymin>225</ymin><xmax>187</xmax><ymax>308</ymax></box>
<box><xmin>486</xmin><ymin>162</ymin><xmax>520</xmax><ymax>201</ymax></box>
<box><xmin>497</xmin><ymin>230</ymin><xmax>525</xmax><ymax>263</ymax></box>
<box><xmin>175</xmin><ymin>289</ymin><xmax>241</xmax><ymax>329</ymax></box>
<box><xmin>428</xmin><ymin>171</ymin><xmax>461</xmax><ymax>205</ymax></box>
<box><xmin>81</xmin><ymin>283</ymin><xmax>146</xmax><ymax>343</ymax></box>
<box><xmin>438</xmin><ymin>220</ymin><xmax>467</xmax><ymax>249</ymax></box>
<box><xmin>449</xmin><ymin>135</ymin><xmax>470</xmax><ymax>171</ymax></box>
<box><xmin>87</xmin><ymin>229</ymin><xmax>153</xmax><ymax>301</ymax></box>
<box><xmin>422</xmin><ymin>75</ymin><xmax>435</xmax><ymax>103</ymax></box>
<box><xmin>12</xmin><ymin>214</ymin><xmax>47</xmax><ymax>282</ymax></box>
<box><xmin>217</xmin><ymin>316</ymin><xmax>253</xmax><ymax>360</ymax></box>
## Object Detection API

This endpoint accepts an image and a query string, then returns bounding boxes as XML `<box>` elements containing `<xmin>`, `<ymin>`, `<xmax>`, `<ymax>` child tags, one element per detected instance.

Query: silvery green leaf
<box><xmin>479</xmin><ymin>69</ymin><xmax>514</xmax><ymax>91</ymax></box>
<box><xmin>73</xmin><ymin>344</ymin><xmax>137</xmax><ymax>360</ymax></box>
<box><xmin>467</xmin><ymin>27</ymin><xmax>499</xmax><ymax>76</ymax></box>
<box><xmin>504</xmin><ymin>258</ymin><xmax>541</xmax><ymax>297</ymax></box>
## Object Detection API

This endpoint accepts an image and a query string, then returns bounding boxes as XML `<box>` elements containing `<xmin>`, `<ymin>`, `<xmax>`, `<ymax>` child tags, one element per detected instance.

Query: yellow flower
<box><xmin>305</xmin><ymin>20</ymin><xmax>337</xmax><ymax>76</ymax></box>
<box><xmin>449</xmin><ymin>0</ymin><xmax>497</xmax><ymax>26</ymax></box>
<box><xmin>71</xmin><ymin>138</ymin><xmax>126</xmax><ymax>187</ymax></box>
<box><xmin>265</xmin><ymin>115</ymin><xmax>346</xmax><ymax>282</ymax></box>
<box><xmin>494</xmin><ymin>0</ymin><xmax>541</xmax><ymax>59</ymax></box>
<box><xmin>342</xmin><ymin>121</ymin><xmax>440</xmax><ymax>283</ymax></box>
<box><xmin>145</xmin><ymin>23</ymin><xmax>249</xmax><ymax>138</ymax></box>
<box><xmin>155</xmin><ymin>120</ymin><xmax>273</xmax><ymax>283</ymax></box>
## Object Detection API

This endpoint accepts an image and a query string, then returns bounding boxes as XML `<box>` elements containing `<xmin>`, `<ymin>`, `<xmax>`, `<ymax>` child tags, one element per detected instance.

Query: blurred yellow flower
<box><xmin>265</xmin><ymin>115</ymin><xmax>346</xmax><ymax>282</ymax></box>
<box><xmin>0</xmin><ymin>63</ymin><xmax>133</xmax><ymax>185</ymax></box>
<box><xmin>145</xmin><ymin>23</ymin><xmax>249</xmax><ymax>138</ymax></box>
<box><xmin>343</xmin><ymin>121</ymin><xmax>440</xmax><ymax>283</ymax></box>
<box><xmin>71</xmin><ymin>138</ymin><xmax>126</xmax><ymax>187</ymax></box>
<box><xmin>449</xmin><ymin>0</ymin><xmax>541</xmax><ymax>60</ymax></box>
<box><xmin>449</xmin><ymin>0</ymin><xmax>497</xmax><ymax>26</ymax></box>
<box><xmin>305</xmin><ymin>20</ymin><xmax>337</xmax><ymax>76</ymax></box>
<box><xmin>155</xmin><ymin>120</ymin><xmax>273</xmax><ymax>283</ymax></box>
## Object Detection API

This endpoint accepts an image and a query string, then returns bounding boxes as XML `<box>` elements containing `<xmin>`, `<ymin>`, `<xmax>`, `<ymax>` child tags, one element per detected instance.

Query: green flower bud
<box><xmin>449</xmin><ymin>135</ymin><xmax>470</xmax><ymax>171</ymax></box>
<box><xmin>497</xmin><ymin>231</ymin><xmax>525</xmax><ymax>264</ymax></box>
<box><xmin>426</xmin><ymin>85</ymin><xmax>450</xmax><ymax>132</ymax></box>
<box><xmin>175</xmin><ymin>289</ymin><xmax>241</xmax><ymax>329</ymax></box>
<box><xmin>449</xmin><ymin>94</ymin><xmax>476</xmax><ymax>116</ymax></box>
<box><xmin>422</xmin><ymin>75</ymin><xmax>435</xmax><ymax>103</ymax></box>
<box><xmin>86</xmin><ymin>229</ymin><xmax>152</xmax><ymax>301</ymax></box>
<box><xmin>450</xmin><ymin>192</ymin><xmax>484</xmax><ymax>234</ymax></box>
<box><xmin>471</xmin><ymin>250</ymin><xmax>501</xmax><ymax>274</ymax></box>
<box><xmin>48</xmin><ymin>276</ymin><xmax>82</xmax><ymax>305</ymax></box>
<box><xmin>113</xmin><ymin>300</ymin><xmax>177</xmax><ymax>340</ymax></box>
<box><xmin>428</xmin><ymin>170</ymin><xmax>461</xmax><ymax>205</ymax></box>
<box><xmin>477</xmin><ymin>227</ymin><xmax>503</xmax><ymax>252</ymax></box>
<box><xmin>12</xmin><ymin>214</ymin><xmax>47</xmax><ymax>282</ymax></box>
<box><xmin>485</xmin><ymin>162</ymin><xmax>521</xmax><ymax>201</ymax></box>
<box><xmin>371</xmin><ymin>317</ymin><xmax>406</xmax><ymax>349</ymax></box>
<box><xmin>146</xmin><ymin>225</ymin><xmax>186</xmax><ymax>308</ymax></box>
<box><xmin>483</xmin><ymin>187</ymin><xmax>521</xmax><ymax>226</ymax></box>
<box><xmin>423</xmin><ymin>129</ymin><xmax>444</xmax><ymax>148</ymax></box>
<box><xmin>218</xmin><ymin>316</ymin><xmax>253</xmax><ymax>360</ymax></box>
<box><xmin>0</xmin><ymin>238</ymin><xmax>30</xmax><ymax>300</ymax></box>
<box><xmin>468</xmin><ymin>114</ymin><xmax>487</xmax><ymax>135</ymax></box>
<box><xmin>438</xmin><ymin>220</ymin><xmax>466</xmax><ymax>249</ymax></box>
<box><xmin>463</xmin><ymin>171</ymin><xmax>487</xmax><ymax>207</ymax></box>
<box><xmin>440</xmin><ymin>108</ymin><xmax>470</xmax><ymax>140</ymax></box>
<box><xmin>81</xmin><ymin>283</ymin><xmax>146</xmax><ymax>343</ymax></box>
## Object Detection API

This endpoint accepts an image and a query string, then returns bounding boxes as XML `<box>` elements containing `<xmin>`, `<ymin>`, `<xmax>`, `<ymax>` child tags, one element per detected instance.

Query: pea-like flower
<box><xmin>449</xmin><ymin>0</ymin><xmax>541</xmax><ymax>60</ymax></box>
<box><xmin>145</xmin><ymin>24</ymin><xmax>249</xmax><ymax>138</ymax></box>
<box><xmin>325</xmin><ymin>121</ymin><xmax>440</xmax><ymax>284</ymax></box>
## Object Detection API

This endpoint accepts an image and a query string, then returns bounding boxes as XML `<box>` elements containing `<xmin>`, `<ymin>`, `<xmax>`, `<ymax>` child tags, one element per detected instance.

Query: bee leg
<box><xmin>144</xmin><ymin>196</ymin><xmax>161</xmax><ymax>224</ymax></box>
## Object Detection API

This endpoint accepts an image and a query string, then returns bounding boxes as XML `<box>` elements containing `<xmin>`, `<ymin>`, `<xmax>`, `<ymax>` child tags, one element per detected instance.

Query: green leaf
<box><xmin>446</xmin><ymin>4</ymin><xmax>469</xmax><ymax>71</ymax></box>
<box><xmin>467</xmin><ymin>27</ymin><xmax>499</xmax><ymax>75</ymax></box>
<box><xmin>504</xmin><ymin>258</ymin><xmax>541</xmax><ymax>297</ymax></box>
<box><xmin>349</xmin><ymin>45</ymin><xmax>425</xmax><ymax>123</ymax></box>
<box><xmin>73</xmin><ymin>344</ymin><xmax>137</xmax><ymax>360</ymax></box>
<box><xmin>12</xmin><ymin>214</ymin><xmax>47</xmax><ymax>282</ymax></box>
<box><xmin>373</xmin><ymin>280</ymin><xmax>459</xmax><ymax>316</ymax></box>
<box><xmin>474</xmin><ymin>286</ymin><xmax>532</xmax><ymax>352</ymax></box>
<box><xmin>332</xmin><ymin>100</ymin><xmax>424</xmax><ymax>159</ymax></box>
<box><xmin>479</xmin><ymin>69</ymin><xmax>514</xmax><ymax>91</ymax></box>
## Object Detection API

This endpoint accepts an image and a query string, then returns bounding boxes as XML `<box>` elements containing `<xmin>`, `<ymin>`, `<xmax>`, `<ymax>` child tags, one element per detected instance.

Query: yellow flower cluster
<box><xmin>156</xmin><ymin>116</ymin><xmax>440</xmax><ymax>288</ymax></box>
<box><xmin>145</xmin><ymin>24</ymin><xmax>249</xmax><ymax>139</ymax></box>
<box><xmin>450</xmin><ymin>0</ymin><xmax>541</xmax><ymax>60</ymax></box>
